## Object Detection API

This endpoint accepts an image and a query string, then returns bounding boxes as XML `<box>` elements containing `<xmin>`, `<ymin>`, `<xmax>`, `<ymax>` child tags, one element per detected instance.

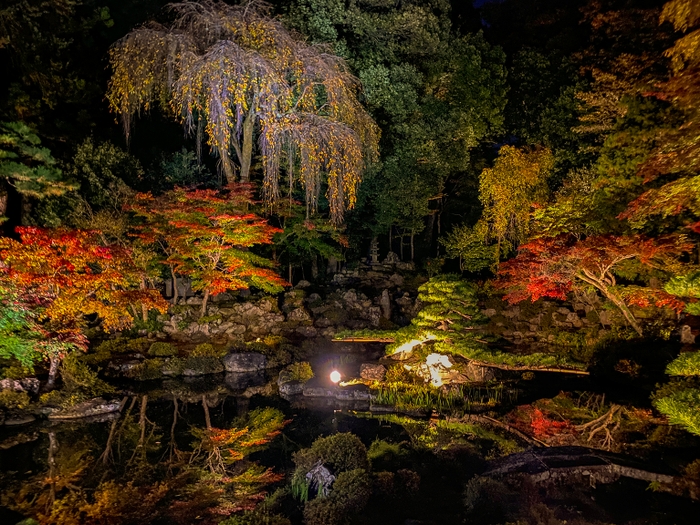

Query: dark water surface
<box><xmin>1</xmin><ymin>373</ymin><xmax>698</xmax><ymax>525</ymax></box>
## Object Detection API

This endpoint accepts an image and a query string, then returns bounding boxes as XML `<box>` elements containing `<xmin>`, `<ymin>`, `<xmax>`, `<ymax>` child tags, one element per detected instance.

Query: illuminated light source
<box><xmin>426</xmin><ymin>353</ymin><xmax>452</xmax><ymax>388</ymax></box>
<box><xmin>393</xmin><ymin>333</ymin><xmax>437</xmax><ymax>354</ymax></box>
<box><xmin>330</xmin><ymin>370</ymin><xmax>341</xmax><ymax>383</ymax></box>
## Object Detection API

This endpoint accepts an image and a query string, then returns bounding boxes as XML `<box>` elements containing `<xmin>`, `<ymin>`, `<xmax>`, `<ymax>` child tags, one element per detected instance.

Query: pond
<box><xmin>1</xmin><ymin>370</ymin><xmax>698</xmax><ymax>525</ymax></box>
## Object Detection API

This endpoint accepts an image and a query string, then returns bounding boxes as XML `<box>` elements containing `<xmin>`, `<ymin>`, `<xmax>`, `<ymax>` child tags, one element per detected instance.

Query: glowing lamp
<box><xmin>330</xmin><ymin>370</ymin><xmax>341</xmax><ymax>383</ymax></box>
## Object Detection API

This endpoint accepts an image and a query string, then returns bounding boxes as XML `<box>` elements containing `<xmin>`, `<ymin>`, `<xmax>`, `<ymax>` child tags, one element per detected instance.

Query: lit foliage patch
<box><xmin>497</xmin><ymin>233</ymin><xmax>692</xmax><ymax>335</ymax></box>
<box><xmin>127</xmin><ymin>184</ymin><xmax>287</xmax><ymax>313</ymax></box>
<box><xmin>107</xmin><ymin>0</ymin><xmax>379</xmax><ymax>224</ymax></box>
<box><xmin>654</xmin><ymin>350</ymin><xmax>700</xmax><ymax>437</ymax></box>
<box><xmin>0</xmin><ymin>227</ymin><xmax>168</xmax><ymax>367</ymax></box>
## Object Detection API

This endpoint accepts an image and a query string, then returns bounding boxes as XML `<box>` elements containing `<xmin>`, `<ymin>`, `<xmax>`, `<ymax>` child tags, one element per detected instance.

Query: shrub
<box><xmin>303</xmin><ymin>498</ymin><xmax>344</xmax><ymax>525</ymax></box>
<box><xmin>61</xmin><ymin>354</ymin><xmax>115</xmax><ymax>398</ymax></box>
<box><xmin>283</xmin><ymin>362</ymin><xmax>314</xmax><ymax>383</ymax></box>
<box><xmin>124</xmin><ymin>359</ymin><xmax>165</xmax><ymax>381</ymax></box>
<box><xmin>161</xmin><ymin>357</ymin><xmax>185</xmax><ymax>377</ymax></box>
<box><xmin>293</xmin><ymin>432</ymin><xmax>369</xmax><ymax>475</ymax></box>
<box><xmin>367</xmin><ymin>439</ymin><xmax>408</xmax><ymax>471</ymax></box>
<box><xmin>148</xmin><ymin>342</ymin><xmax>176</xmax><ymax>357</ymax></box>
<box><xmin>2</xmin><ymin>364</ymin><xmax>34</xmax><ymax>379</ymax></box>
<box><xmin>0</xmin><ymin>390</ymin><xmax>31</xmax><ymax>410</ymax></box>
<box><xmin>183</xmin><ymin>356</ymin><xmax>224</xmax><ymax>375</ymax></box>
<box><xmin>127</xmin><ymin>337</ymin><xmax>151</xmax><ymax>353</ymax></box>
<box><xmin>191</xmin><ymin>343</ymin><xmax>227</xmax><ymax>358</ymax></box>
<box><xmin>95</xmin><ymin>338</ymin><xmax>130</xmax><ymax>355</ymax></box>
<box><xmin>332</xmin><ymin>469</ymin><xmax>371</xmax><ymax>508</ymax></box>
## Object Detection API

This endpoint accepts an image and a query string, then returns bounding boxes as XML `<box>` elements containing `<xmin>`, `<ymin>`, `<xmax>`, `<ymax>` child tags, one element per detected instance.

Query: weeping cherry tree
<box><xmin>107</xmin><ymin>0</ymin><xmax>379</xmax><ymax>223</ymax></box>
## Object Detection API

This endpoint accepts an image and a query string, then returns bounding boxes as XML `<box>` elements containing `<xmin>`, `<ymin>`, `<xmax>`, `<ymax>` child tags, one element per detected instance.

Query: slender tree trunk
<box><xmin>170</xmin><ymin>265</ymin><xmax>178</xmax><ymax>305</ymax></box>
<box><xmin>140</xmin><ymin>278</ymin><xmax>148</xmax><ymax>322</ymax></box>
<box><xmin>410</xmin><ymin>230</ymin><xmax>415</xmax><ymax>261</ymax></box>
<box><xmin>201</xmin><ymin>289</ymin><xmax>210</xmax><ymax>317</ymax></box>
<box><xmin>46</xmin><ymin>355</ymin><xmax>60</xmax><ymax>389</ymax></box>
<box><xmin>221</xmin><ymin>149</ymin><xmax>236</xmax><ymax>184</ymax></box>
<box><xmin>388</xmin><ymin>226</ymin><xmax>392</xmax><ymax>253</ymax></box>
<box><xmin>311</xmin><ymin>257</ymin><xmax>318</xmax><ymax>279</ymax></box>
<box><xmin>138</xmin><ymin>395</ymin><xmax>148</xmax><ymax>448</ymax></box>
<box><xmin>202</xmin><ymin>395</ymin><xmax>212</xmax><ymax>430</ymax></box>
<box><xmin>239</xmin><ymin>113</ymin><xmax>254</xmax><ymax>183</ymax></box>
<box><xmin>578</xmin><ymin>272</ymin><xmax>643</xmax><ymax>336</ymax></box>
<box><xmin>400</xmin><ymin>233</ymin><xmax>404</xmax><ymax>260</ymax></box>
<box><xmin>48</xmin><ymin>431</ymin><xmax>58</xmax><ymax>506</ymax></box>
<box><xmin>289</xmin><ymin>262</ymin><xmax>292</xmax><ymax>284</ymax></box>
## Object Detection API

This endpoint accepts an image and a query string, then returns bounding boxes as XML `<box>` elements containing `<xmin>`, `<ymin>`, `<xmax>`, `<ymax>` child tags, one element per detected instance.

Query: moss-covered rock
<box><xmin>183</xmin><ymin>356</ymin><xmax>224</xmax><ymax>376</ymax></box>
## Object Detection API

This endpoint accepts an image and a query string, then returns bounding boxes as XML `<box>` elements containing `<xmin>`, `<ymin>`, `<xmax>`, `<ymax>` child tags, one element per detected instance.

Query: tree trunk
<box><xmin>289</xmin><ymin>262</ymin><xmax>293</xmax><ymax>284</ymax></box>
<box><xmin>388</xmin><ymin>226</ymin><xmax>392</xmax><ymax>253</ymax></box>
<box><xmin>202</xmin><ymin>395</ymin><xmax>212</xmax><ymax>430</ymax></box>
<box><xmin>138</xmin><ymin>395</ymin><xmax>148</xmax><ymax>447</ymax></box>
<box><xmin>140</xmin><ymin>278</ymin><xmax>148</xmax><ymax>322</ymax></box>
<box><xmin>46</xmin><ymin>355</ymin><xmax>60</xmax><ymax>389</ymax></box>
<box><xmin>170</xmin><ymin>266</ymin><xmax>178</xmax><ymax>305</ymax></box>
<box><xmin>221</xmin><ymin>149</ymin><xmax>236</xmax><ymax>184</ymax></box>
<box><xmin>400</xmin><ymin>233</ymin><xmax>404</xmax><ymax>260</ymax></box>
<box><xmin>311</xmin><ymin>257</ymin><xmax>318</xmax><ymax>279</ymax></box>
<box><xmin>200</xmin><ymin>289</ymin><xmax>210</xmax><ymax>318</ymax></box>
<box><xmin>239</xmin><ymin>113</ymin><xmax>254</xmax><ymax>183</ymax></box>
<box><xmin>410</xmin><ymin>230</ymin><xmax>415</xmax><ymax>261</ymax></box>
<box><xmin>602</xmin><ymin>288</ymin><xmax>643</xmax><ymax>336</ymax></box>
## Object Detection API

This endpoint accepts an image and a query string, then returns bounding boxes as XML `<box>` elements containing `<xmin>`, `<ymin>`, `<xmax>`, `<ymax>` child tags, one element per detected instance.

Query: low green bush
<box><xmin>1</xmin><ymin>364</ymin><xmax>34</xmax><ymax>379</ymax></box>
<box><xmin>293</xmin><ymin>432</ymin><xmax>369</xmax><ymax>475</ymax></box>
<box><xmin>148</xmin><ymin>342</ymin><xmax>176</xmax><ymax>357</ymax></box>
<box><xmin>0</xmin><ymin>390</ymin><xmax>31</xmax><ymax>410</ymax></box>
<box><xmin>283</xmin><ymin>362</ymin><xmax>314</xmax><ymax>383</ymax></box>
<box><xmin>190</xmin><ymin>343</ymin><xmax>227</xmax><ymax>358</ymax></box>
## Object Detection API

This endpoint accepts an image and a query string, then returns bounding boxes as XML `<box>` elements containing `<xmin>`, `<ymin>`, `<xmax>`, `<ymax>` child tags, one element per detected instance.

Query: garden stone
<box><xmin>4</xmin><ymin>414</ymin><xmax>36</xmax><ymax>426</ymax></box>
<box><xmin>380</xmin><ymin>289</ymin><xmax>392</xmax><ymax>319</ymax></box>
<box><xmin>306</xmin><ymin>462</ymin><xmax>335</xmax><ymax>497</ymax></box>
<box><xmin>222</xmin><ymin>352</ymin><xmax>267</xmax><ymax>372</ymax></box>
<box><xmin>288</xmin><ymin>307</ymin><xmax>312</xmax><ymax>322</ymax></box>
<box><xmin>335</xmin><ymin>384</ymin><xmax>371</xmax><ymax>400</ymax></box>
<box><xmin>48</xmin><ymin>398</ymin><xmax>122</xmax><ymax>420</ymax></box>
<box><xmin>296</xmin><ymin>326</ymin><xmax>318</xmax><ymax>338</ymax></box>
<box><xmin>0</xmin><ymin>378</ymin><xmax>40</xmax><ymax>394</ymax></box>
<box><xmin>360</xmin><ymin>363</ymin><xmax>387</xmax><ymax>381</ymax></box>
<box><xmin>295</xmin><ymin>279</ymin><xmax>312</xmax><ymax>289</ymax></box>
<box><xmin>186</xmin><ymin>296</ymin><xmax>203</xmax><ymax>305</ymax></box>
<box><xmin>681</xmin><ymin>325</ymin><xmax>696</xmax><ymax>344</ymax></box>
<box><xmin>279</xmin><ymin>381</ymin><xmax>304</xmax><ymax>396</ymax></box>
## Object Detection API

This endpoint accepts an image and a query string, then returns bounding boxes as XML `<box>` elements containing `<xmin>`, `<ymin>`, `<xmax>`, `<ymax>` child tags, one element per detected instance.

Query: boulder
<box><xmin>681</xmin><ymin>325</ymin><xmax>696</xmax><ymax>344</ymax></box>
<box><xmin>0</xmin><ymin>377</ymin><xmax>40</xmax><ymax>394</ymax></box>
<box><xmin>288</xmin><ymin>307</ymin><xmax>312</xmax><ymax>322</ymax></box>
<box><xmin>360</xmin><ymin>363</ymin><xmax>387</xmax><ymax>381</ymax></box>
<box><xmin>335</xmin><ymin>384</ymin><xmax>371</xmax><ymax>400</ymax></box>
<box><xmin>48</xmin><ymin>398</ymin><xmax>122</xmax><ymax>420</ymax></box>
<box><xmin>380</xmin><ymin>289</ymin><xmax>392</xmax><ymax>319</ymax></box>
<box><xmin>4</xmin><ymin>414</ymin><xmax>36</xmax><ymax>426</ymax></box>
<box><xmin>223</xmin><ymin>352</ymin><xmax>267</xmax><ymax>373</ymax></box>
<box><xmin>295</xmin><ymin>280</ymin><xmax>312</xmax><ymax>289</ymax></box>
<box><xmin>279</xmin><ymin>381</ymin><xmax>304</xmax><ymax>396</ymax></box>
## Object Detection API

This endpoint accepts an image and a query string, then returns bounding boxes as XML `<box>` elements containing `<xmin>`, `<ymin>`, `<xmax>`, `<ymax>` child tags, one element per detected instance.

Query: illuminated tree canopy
<box><xmin>107</xmin><ymin>0</ymin><xmax>379</xmax><ymax>224</ymax></box>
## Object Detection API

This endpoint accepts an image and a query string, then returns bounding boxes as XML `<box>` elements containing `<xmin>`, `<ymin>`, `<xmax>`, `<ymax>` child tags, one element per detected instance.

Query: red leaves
<box><xmin>497</xmin><ymin>233</ymin><xmax>692</xmax><ymax>306</ymax></box>
<box><xmin>530</xmin><ymin>408</ymin><xmax>576</xmax><ymax>438</ymax></box>
<box><xmin>127</xmin><ymin>184</ymin><xmax>288</xmax><ymax>300</ymax></box>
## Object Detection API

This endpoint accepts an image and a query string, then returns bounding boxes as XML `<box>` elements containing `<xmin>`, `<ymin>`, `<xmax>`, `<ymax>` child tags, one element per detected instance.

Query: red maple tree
<box><xmin>0</xmin><ymin>227</ymin><xmax>167</xmax><ymax>385</ymax></box>
<box><xmin>496</xmin><ymin>234</ymin><xmax>692</xmax><ymax>335</ymax></box>
<box><xmin>128</xmin><ymin>185</ymin><xmax>287</xmax><ymax>316</ymax></box>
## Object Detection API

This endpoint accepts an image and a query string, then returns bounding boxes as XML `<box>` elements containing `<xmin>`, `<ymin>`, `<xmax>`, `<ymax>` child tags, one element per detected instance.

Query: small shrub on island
<box><xmin>148</xmin><ymin>342</ymin><xmax>177</xmax><ymax>357</ymax></box>
<box><xmin>191</xmin><ymin>343</ymin><xmax>227</xmax><ymax>358</ymax></box>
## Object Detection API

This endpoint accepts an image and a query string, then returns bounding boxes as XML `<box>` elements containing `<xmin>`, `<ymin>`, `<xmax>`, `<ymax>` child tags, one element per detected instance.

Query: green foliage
<box><xmin>440</xmin><ymin>223</ymin><xmax>497</xmax><ymax>272</ymax></box>
<box><xmin>191</xmin><ymin>343</ymin><xmax>227</xmax><ymax>358</ymax></box>
<box><xmin>1</xmin><ymin>363</ymin><xmax>34</xmax><ymax>379</ymax></box>
<box><xmin>665</xmin><ymin>271</ymin><xmax>700</xmax><ymax>315</ymax></box>
<box><xmin>0</xmin><ymin>121</ymin><xmax>75</xmax><ymax>220</ymax></box>
<box><xmin>666</xmin><ymin>351</ymin><xmax>700</xmax><ymax>376</ymax></box>
<box><xmin>302</xmin><ymin>469</ymin><xmax>372</xmax><ymax>525</ymax></box>
<box><xmin>282</xmin><ymin>361</ymin><xmax>314</xmax><ymax>383</ymax></box>
<box><xmin>183</xmin><ymin>356</ymin><xmax>224</xmax><ymax>375</ymax></box>
<box><xmin>60</xmin><ymin>354</ymin><xmax>114</xmax><ymax>398</ymax></box>
<box><xmin>654</xmin><ymin>388</ymin><xmax>700</xmax><ymax>436</ymax></box>
<box><xmin>0</xmin><ymin>390</ymin><xmax>31</xmax><ymax>410</ymax></box>
<box><xmin>148</xmin><ymin>342</ymin><xmax>176</xmax><ymax>357</ymax></box>
<box><xmin>293</xmin><ymin>432</ymin><xmax>369</xmax><ymax>476</ymax></box>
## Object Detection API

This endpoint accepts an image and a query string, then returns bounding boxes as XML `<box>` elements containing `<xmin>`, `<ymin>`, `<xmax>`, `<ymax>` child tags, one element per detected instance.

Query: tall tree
<box><xmin>108</xmin><ymin>0</ymin><xmax>379</xmax><ymax>224</ymax></box>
